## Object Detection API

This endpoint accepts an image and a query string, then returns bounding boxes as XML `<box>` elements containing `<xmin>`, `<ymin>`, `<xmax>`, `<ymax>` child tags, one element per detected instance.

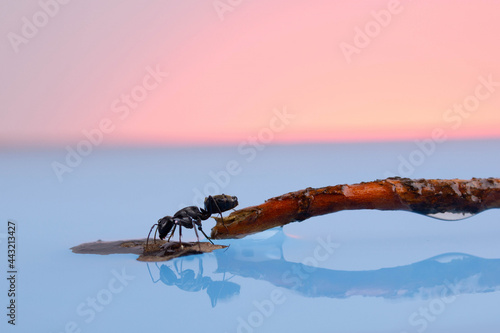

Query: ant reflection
<box><xmin>147</xmin><ymin>256</ymin><xmax>240</xmax><ymax>307</ymax></box>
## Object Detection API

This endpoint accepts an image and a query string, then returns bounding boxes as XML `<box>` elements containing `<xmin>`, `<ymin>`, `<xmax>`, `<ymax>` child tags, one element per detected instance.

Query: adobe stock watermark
<box><xmin>339</xmin><ymin>0</ymin><xmax>403</xmax><ymax>64</ymax></box>
<box><xmin>184</xmin><ymin>106</ymin><xmax>295</xmax><ymax>209</ymax></box>
<box><xmin>235</xmin><ymin>235</ymin><xmax>340</xmax><ymax>333</ymax></box>
<box><xmin>7</xmin><ymin>0</ymin><xmax>71</xmax><ymax>54</ymax></box>
<box><xmin>51</xmin><ymin>64</ymin><xmax>168</xmax><ymax>182</ymax></box>
<box><xmin>400</xmin><ymin>280</ymin><xmax>460</xmax><ymax>333</ymax></box>
<box><xmin>57</xmin><ymin>268</ymin><xmax>135</xmax><ymax>333</ymax></box>
<box><xmin>385</xmin><ymin>73</ymin><xmax>498</xmax><ymax>178</ymax></box>
<box><xmin>213</xmin><ymin>0</ymin><xmax>244</xmax><ymax>21</ymax></box>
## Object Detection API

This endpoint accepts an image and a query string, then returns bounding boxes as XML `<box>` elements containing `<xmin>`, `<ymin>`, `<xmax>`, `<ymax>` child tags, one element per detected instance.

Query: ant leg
<box><xmin>146</xmin><ymin>263</ymin><xmax>161</xmax><ymax>283</ymax></box>
<box><xmin>198</xmin><ymin>226</ymin><xmax>214</xmax><ymax>245</ymax></box>
<box><xmin>192</xmin><ymin>221</ymin><xmax>201</xmax><ymax>251</ymax></box>
<box><xmin>205</xmin><ymin>196</ymin><xmax>228</xmax><ymax>231</ymax></box>
<box><xmin>197</xmin><ymin>256</ymin><xmax>203</xmax><ymax>275</ymax></box>
<box><xmin>167</xmin><ymin>224</ymin><xmax>177</xmax><ymax>242</ymax></box>
<box><xmin>212</xmin><ymin>199</ymin><xmax>229</xmax><ymax>232</ymax></box>
<box><xmin>195</xmin><ymin>217</ymin><xmax>214</xmax><ymax>245</ymax></box>
<box><xmin>220</xmin><ymin>214</ymin><xmax>229</xmax><ymax>232</ymax></box>
<box><xmin>178</xmin><ymin>225</ymin><xmax>183</xmax><ymax>249</ymax></box>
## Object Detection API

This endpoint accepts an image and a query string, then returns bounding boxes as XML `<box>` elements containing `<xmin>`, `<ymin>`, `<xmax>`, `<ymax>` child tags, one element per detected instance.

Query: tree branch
<box><xmin>210</xmin><ymin>177</ymin><xmax>500</xmax><ymax>239</ymax></box>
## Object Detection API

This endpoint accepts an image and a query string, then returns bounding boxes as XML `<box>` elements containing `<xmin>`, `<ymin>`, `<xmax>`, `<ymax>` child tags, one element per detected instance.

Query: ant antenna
<box><xmin>146</xmin><ymin>223</ymin><xmax>158</xmax><ymax>250</ymax></box>
<box><xmin>153</xmin><ymin>226</ymin><xmax>158</xmax><ymax>243</ymax></box>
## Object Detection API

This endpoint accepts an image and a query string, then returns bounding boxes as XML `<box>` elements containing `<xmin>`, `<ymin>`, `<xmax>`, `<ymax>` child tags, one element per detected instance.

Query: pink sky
<box><xmin>2</xmin><ymin>0</ymin><xmax>500</xmax><ymax>147</ymax></box>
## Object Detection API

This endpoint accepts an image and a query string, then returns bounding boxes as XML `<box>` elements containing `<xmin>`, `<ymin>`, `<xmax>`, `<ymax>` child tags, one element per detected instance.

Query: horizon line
<box><xmin>1</xmin><ymin>135</ymin><xmax>499</xmax><ymax>151</ymax></box>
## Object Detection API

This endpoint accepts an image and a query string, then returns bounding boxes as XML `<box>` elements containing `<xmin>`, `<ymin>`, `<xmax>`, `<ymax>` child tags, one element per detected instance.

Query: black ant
<box><xmin>146</xmin><ymin>194</ymin><xmax>238</xmax><ymax>250</ymax></box>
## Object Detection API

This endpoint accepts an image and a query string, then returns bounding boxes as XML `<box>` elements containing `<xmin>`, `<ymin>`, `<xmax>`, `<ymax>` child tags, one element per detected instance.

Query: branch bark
<box><xmin>210</xmin><ymin>177</ymin><xmax>500</xmax><ymax>239</ymax></box>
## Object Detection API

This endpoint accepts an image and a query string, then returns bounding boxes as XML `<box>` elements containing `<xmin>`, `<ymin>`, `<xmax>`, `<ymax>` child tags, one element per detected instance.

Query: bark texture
<box><xmin>210</xmin><ymin>177</ymin><xmax>500</xmax><ymax>239</ymax></box>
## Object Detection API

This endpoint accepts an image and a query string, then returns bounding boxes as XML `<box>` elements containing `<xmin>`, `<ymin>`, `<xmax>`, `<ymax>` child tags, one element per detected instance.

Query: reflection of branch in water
<box><xmin>146</xmin><ymin>257</ymin><xmax>240</xmax><ymax>307</ymax></box>
<box><xmin>217</xmin><ymin>251</ymin><xmax>500</xmax><ymax>299</ymax></box>
<box><xmin>214</xmin><ymin>229</ymin><xmax>500</xmax><ymax>300</ymax></box>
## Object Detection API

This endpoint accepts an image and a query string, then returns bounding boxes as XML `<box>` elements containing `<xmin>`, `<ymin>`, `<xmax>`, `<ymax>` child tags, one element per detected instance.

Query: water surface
<box><xmin>1</xmin><ymin>140</ymin><xmax>500</xmax><ymax>332</ymax></box>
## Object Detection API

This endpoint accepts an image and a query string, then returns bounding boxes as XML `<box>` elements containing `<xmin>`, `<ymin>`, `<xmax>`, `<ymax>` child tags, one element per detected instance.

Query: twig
<box><xmin>71</xmin><ymin>239</ymin><xmax>226</xmax><ymax>262</ymax></box>
<box><xmin>210</xmin><ymin>177</ymin><xmax>500</xmax><ymax>239</ymax></box>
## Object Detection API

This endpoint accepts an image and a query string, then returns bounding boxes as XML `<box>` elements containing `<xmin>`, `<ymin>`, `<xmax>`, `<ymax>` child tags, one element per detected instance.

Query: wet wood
<box><xmin>139</xmin><ymin>241</ymin><xmax>226</xmax><ymax>262</ymax></box>
<box><xmin>71</xmin><ymin>239</ymin><xmax>226</xmax><ymax>262</ymax></box>
<box><xmin>210</xmin><ymin>177</ymin><xmax>500</xmax><ymax>239</ymax></box>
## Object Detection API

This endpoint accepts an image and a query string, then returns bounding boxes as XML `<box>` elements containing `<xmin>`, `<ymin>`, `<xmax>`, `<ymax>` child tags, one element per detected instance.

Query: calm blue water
<box><xmin>1</xmin><ymin>140</ymin><xmax>500</xmax><ymax>332</ymax></box>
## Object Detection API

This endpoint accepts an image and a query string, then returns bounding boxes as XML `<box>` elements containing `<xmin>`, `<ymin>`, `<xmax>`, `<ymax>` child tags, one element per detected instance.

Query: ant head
<box><xmin>157</xmin><ymin>216</ymin><xmax>175</xmax><ymax>240</ymax></box>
